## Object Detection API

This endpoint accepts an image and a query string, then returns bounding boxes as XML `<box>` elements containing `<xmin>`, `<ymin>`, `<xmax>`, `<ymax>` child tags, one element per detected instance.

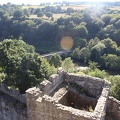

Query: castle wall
<box><xmin>59</xmin><ymin>90</ymin><xmax>97</xmax><ymax>111</ymax></box>
<box><xmin>0</xmin><ymin>91</ymin><xmax>27</xmax><ymax>120</ymax></box>
<box><xmin>26</xmin><ymin>86</ymin><xmax>110</xmax><ymax>120</ymax></box>
<box><xmin>0</xmin><ymin>83</ymin><xmax>26</xmax><ymax>103</ymax></box>
<box><xmin>26</xmin><ymin>90</ymin><xmax>97</xmax><ymax>120</ymax></box>
<box><xmin>65</xmin><ymin>73</ymin><xmax>109</xmax><ymax>97</ymax></box>
<box><xmin>0</xmin><ymin>68</ymin><xmax>119</xmax><ymax>120</ymax></box>
<box><xmin>106</xmin><ymin>96</ymin><xmax>120</xmax><ymax>120</ymax></box>
<box><xmin>39</xmin><ymin>68</ymin><xmax>64</xmax><ymax>95</ymax></box>
<box><xmin>26</xmin><ymin>69</ymin><xmax>110</xmax><ymax>120</ymax></box>
<box><xmin>0</xmin><ymin>84</ymin><xmax>27</xmax><ymax>120</ymax></box>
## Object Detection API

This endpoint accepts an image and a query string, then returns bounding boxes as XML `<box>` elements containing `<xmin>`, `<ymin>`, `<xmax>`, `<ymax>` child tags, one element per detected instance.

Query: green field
<box><xmin>22</xmin><ymin>4</ymin><xmax>92</xmax><ymax>10</ymax></box>
<box><xmin>29</xmin><ymin>13</ymin><xmax>70</xmax><ymax>20</ymax></box>
<box><xmin>24</xmin><ymin>4</ymin><xmax>93</xmax><ymax>20</ymax></box>
<box><xmin>22</xmin><ymin>4</ymin><xmax>56</xmax><ymax>9</ymax></box>
<box><xmin>110</xmin><ymin>6</ymin><xmax>120</xmax><ymax>10</ymax></box>
<box><xmin>61</xmin><ymin>4</ymin><xmax>92</xmax><ymax>10</ymax></box>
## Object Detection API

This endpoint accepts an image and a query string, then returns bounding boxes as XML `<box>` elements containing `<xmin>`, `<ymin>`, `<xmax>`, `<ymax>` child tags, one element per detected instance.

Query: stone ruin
<box><xmin>26</xmin><ymin>68</ymin><xmax>112</xmax><ymax>120</ymax></box>
<box><xmin>0</xmin><ymin>68</ymin><xmax>120</xmax><ymax>120</ymax></box>
<box><xmin>0</xmin><ymin>83</ymin><xmax>27</xmax><ymax>120</ymax></box>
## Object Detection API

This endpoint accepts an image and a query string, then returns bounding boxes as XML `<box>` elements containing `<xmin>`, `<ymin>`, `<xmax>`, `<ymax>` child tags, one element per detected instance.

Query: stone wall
<box><xmin>65</xmin><ymin>73</ymin><xmax>110</xmax><ymax>97</ymax></box>
<box><xmin>26</xmin><ymin>69</ymin><xmax>110</xmax><ymax>120</ymax></box>
<box><xmin>0</xmin><ymin>91</ymin><xmax>27</xmax><ymax>120</ymax></box>
<box><xmin>59</xmin><ymin>89</ymin><xmax>97</xmax><ymax>111</ymax></box>
<box><xmin>26</xmin><ymin>88</ymin><xmax>97</xmax><ymax>120</ymax></box>
<box><xmin>39</xmin><ymin>67</ymin><xmax>64</xmax><ymax>95</ymax></box>
<box><xmin>0</xmin><ymin>83</ymin><xmax>26</xmax><ymax>103</ymax></box>
<box><xmin>106</xmin><ymin>96</ymin><xmax>120</xmax><ymax>120</ymax></box>
<box><xmin>0</xmin><ymin>68</ymin><xmax>119</xmax><ymax>120</ymax></box>
<box><xmin>26</xmin><ymin>84</ymin><xmax>110</xmax><ymax>120</ymax></box>
<box><xmin>0</xmin><ymin>84</ymin><xmax>27</xmax><ymax>120</ymax></box>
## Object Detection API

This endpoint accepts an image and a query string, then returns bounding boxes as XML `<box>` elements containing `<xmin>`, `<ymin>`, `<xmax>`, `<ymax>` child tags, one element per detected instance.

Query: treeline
<box><xmin>1</xmin><ymin>3</ymin><xmax>120</xmax><ymax>53</ymax></box>
<box><xmin>1</xmin><ymin>3</ymin><xmax>120</xmax><ymax>70</ymax></box>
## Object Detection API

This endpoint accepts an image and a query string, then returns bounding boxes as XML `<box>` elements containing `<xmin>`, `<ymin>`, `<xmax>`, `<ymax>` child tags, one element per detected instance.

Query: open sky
<box><xmin>0</xmin><ymin>0</ymin><xmax>119</xmax><ymax>5</ymax></box>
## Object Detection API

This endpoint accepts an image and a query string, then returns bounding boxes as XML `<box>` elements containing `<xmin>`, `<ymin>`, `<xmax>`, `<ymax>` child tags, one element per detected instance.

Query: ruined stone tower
<box><xmin>26</xmin><ymin>68</ymin><xmax>111</xmax><ymax>120</ymax></box>
<box><xmin>0</xmin><ymin>68</ymin><xmax>120</xmax><ymax>120</ymax></box>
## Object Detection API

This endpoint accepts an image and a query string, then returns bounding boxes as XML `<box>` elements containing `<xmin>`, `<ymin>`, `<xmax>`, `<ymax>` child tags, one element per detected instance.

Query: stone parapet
<box><xmin>38</xmin><ymin>67</ymin><xmax>64</xmax><ymax>95</ymax></box>
<box><xmin>64</xmin><ymin>73</ymin><xmax>110</xmax><ymax>97</ymax></box>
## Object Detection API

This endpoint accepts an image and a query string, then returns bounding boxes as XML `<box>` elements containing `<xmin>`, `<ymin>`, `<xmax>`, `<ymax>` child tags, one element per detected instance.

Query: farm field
<box><xmin>22</xmin><ymin>4</ymin><xmax>56</xmax><ymax>9</ymax></box>
<box><xmin>29</xmin><ymin>13</ymin><xmax>69</xmax><ymax>19</ymax></box>
<box><xmin>61</xmin><ymin>4</ymin><xmax>93</xmax><ymax>10</ymax></box>
<box><xmin>22</xmin><ymin>4</ymin><xmax>92</xmax><ymax>10</ymax></box>
<box><xmin>28</xmin><ymin>4</ymin><xmax>93</xmax><ymax>19</ymax></box>
<box><xmin>110</xmin><ymin>6</ymin><xmax>120</xmax><ymax>10</ymax></box>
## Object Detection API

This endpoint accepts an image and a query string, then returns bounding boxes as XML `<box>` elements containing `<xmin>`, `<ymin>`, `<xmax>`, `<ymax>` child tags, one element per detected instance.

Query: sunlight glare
<box><xmin>60</xmin><ymin>36</ymin><xmax>74</xmax><ymax>50</ymax></box>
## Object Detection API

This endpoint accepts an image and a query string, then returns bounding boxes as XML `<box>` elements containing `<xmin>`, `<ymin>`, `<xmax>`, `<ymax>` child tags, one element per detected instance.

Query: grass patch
<box><xmin>53</xmin><ymin>13</ymin><xmax>69</xmax><ymax>20</ymax></box>
<box><xmin>22</xmin><ymin>4</ymin><xmax>57</xmax><ymax>10</ymax></box>
<box><xmin>35</xmin><ymin>42</ymin><xmax>61</xmax><ymax>53</ymax></box>
<box><xmin>61</xmin><ymin>4</ymin><xmax>92</xmax><ymax>10</ymax></box>
<box><xmin>22</xmin><ymin>5</ymin><xmax>44</xmax><ymax>9</ymax></box>
<box><xmin>29</xmin><ymin>13</ymin><xmax>69</xmax><ymax>20</ymax></box>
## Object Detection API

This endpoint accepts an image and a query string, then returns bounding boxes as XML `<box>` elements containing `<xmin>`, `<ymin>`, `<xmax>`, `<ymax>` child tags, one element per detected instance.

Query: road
<box><xmin>41</xmin><ymin>50</ymin><xmax>72</xmax><ymax>58</ymax></box>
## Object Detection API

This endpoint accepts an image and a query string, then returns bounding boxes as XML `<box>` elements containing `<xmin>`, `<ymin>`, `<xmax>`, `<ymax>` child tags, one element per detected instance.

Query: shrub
<box><xmin>88</xmin><ymin>68</ymin><xmax>106</xmax><ymax>79</ymax></box>
<box><xmin>108</xmin><ymin>75</ymin><xmax>120</xmax><ymax>100</ymax></box>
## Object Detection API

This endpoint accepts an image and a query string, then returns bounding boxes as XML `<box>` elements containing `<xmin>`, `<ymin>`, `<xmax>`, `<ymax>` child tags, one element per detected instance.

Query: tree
<box><xmin>88</xmin><ymin>61</ymin><xmax>99</xmax><ymax>70</ymax></box>
<box><xmin>101</xmin><ymin>38</ymin><xmax>117</xmax><ymax>54</ymax></box>
<box><xmin>88</xmin><ymin>68</ymin><xmax>106</xmax><ymax>79</ymax></box>
<box><xmin>49</xmin><ymin>54</ymin><xmax>62</xmax><ymax>68</ymax></box>
<box><xmin>0</xmin><ymin>10</ymin><xmax>4</xmax><ymax>18</ymax></box>
<box><xmin>102</xmin><ymin>54</ymin><xmax>120</xmax><ymax>70</ymax></box>
<box><xmin>66</xmin><ymin>8</ymin><xmax>74</xmax><ymax>14</ymax></box>
<box><xmin>90</xmin><ymin>43</ymin><xmax>105</xmax><ymax>61</ymax></box>
<box><xmin>88</xmin><ymin>37</ymin><xmax>100</xmax><ymax>50</ymax></box>
<box><xmin>98</xmin><ymin>24</ymin><xmax>116</xmax><ymax>40</ymax></box>
<box><xmin>0</xmin><ymin>39</ymin><xmax>56</xmax><ymax>93</ymax></box>
<box><xmin>62</xmin><ymin>57</ymin><xmax>74</xmax><ymax>72</ymax></box>
<box><xmin>108</xmin><ymin>75</ymin><xmax>120</xmax><ymax>100</ymax></box>
<box><xmin>37</xmin><ymin>12</ymin><xmax>44</xmax><ymax>17</ymax></box>
<box><xmin>13</xmin><ymin>10</ymin><xmax>23</xmax><ymax>20</ymax></box>
<box><xmin>45</xmin><ymin>12</ymin><xmax>53</xmax><ymax>18</ymax></box>
<box><xmin>116</xmin><ymin>47</ymin><xmax>120</xmax><ymax>56</ymax></box>
<box><xmin>23</xmin><ymin>9</ymin><xmax>30</xmax><ymax>17</ymax></box>
<box><xmin>0</xmin><ymin>72</ymin><xmax>5</xmax><ymax>83</ymax></box>
<box><xmin>101</xmin><ymin>14</ymin><xmax>112</xmax><ymax>26</ymax></box>
<box><xmin>109</xmin><ymin>18</ymin><xmax>116</xmax><ymax>25</ymax></box>
<box><xmin>74</xmin><ymin>37</ymin><xmax>87</xmax><ymax>48</ymax></box>
<box><xmin>56</xmin><ymin>6</ymin><xmax>62</xmax><ymax>13</ymax></box>
<box><xmin>71</xmin><ymin>47</ymin><xmax>80</xmax><ymax>61</ymax></box>
<box><xmin>74</xmin><ymin>25</ymin><xmax>88</xmax><ymax>38</ymax></box>
<box><xmin>86</xmin><ymin>17</ymin><xmax>104</xmax><ymax>37</ymax></box>
<box><xmin>79</xmin><ymin>47</ymin><xmax>90</xmax><ymax>63</ymax></box>
<box><xmin>34</xmin><ymin>8</ymin><xmax>41</xmax><ymax>14</ymax></box>
<box><xmin>115</xmin><ymin>20</ymin><xmax>120</xmax><ymax>29</ymax></box>
<box><xmin>15</xmin><ymin>53</ymin><xmax>43</xmax><ymax>93</ymax></box>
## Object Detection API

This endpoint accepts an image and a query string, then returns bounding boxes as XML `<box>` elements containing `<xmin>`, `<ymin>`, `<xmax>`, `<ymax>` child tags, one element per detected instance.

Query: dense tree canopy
<box><xmin>0</xmin><ymin>3</ymin><xmax>120</xmax><ymax>53</ymax></box>
<box><xmin>0</xmin><ymin>39</ymin><xmax>56</xmax><ymax>93</ymax></box>
<box><xmin>49</xmin><ymin>54</ymin><xmax>62</xmax><ymax>68</ymax></box>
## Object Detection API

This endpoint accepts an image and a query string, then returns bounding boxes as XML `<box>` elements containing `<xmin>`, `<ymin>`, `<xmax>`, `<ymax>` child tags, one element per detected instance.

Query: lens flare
<box><xmin>60</xmin><ymin>36</ymin><xmax>74</xmax><ymax>50</ymax></box>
